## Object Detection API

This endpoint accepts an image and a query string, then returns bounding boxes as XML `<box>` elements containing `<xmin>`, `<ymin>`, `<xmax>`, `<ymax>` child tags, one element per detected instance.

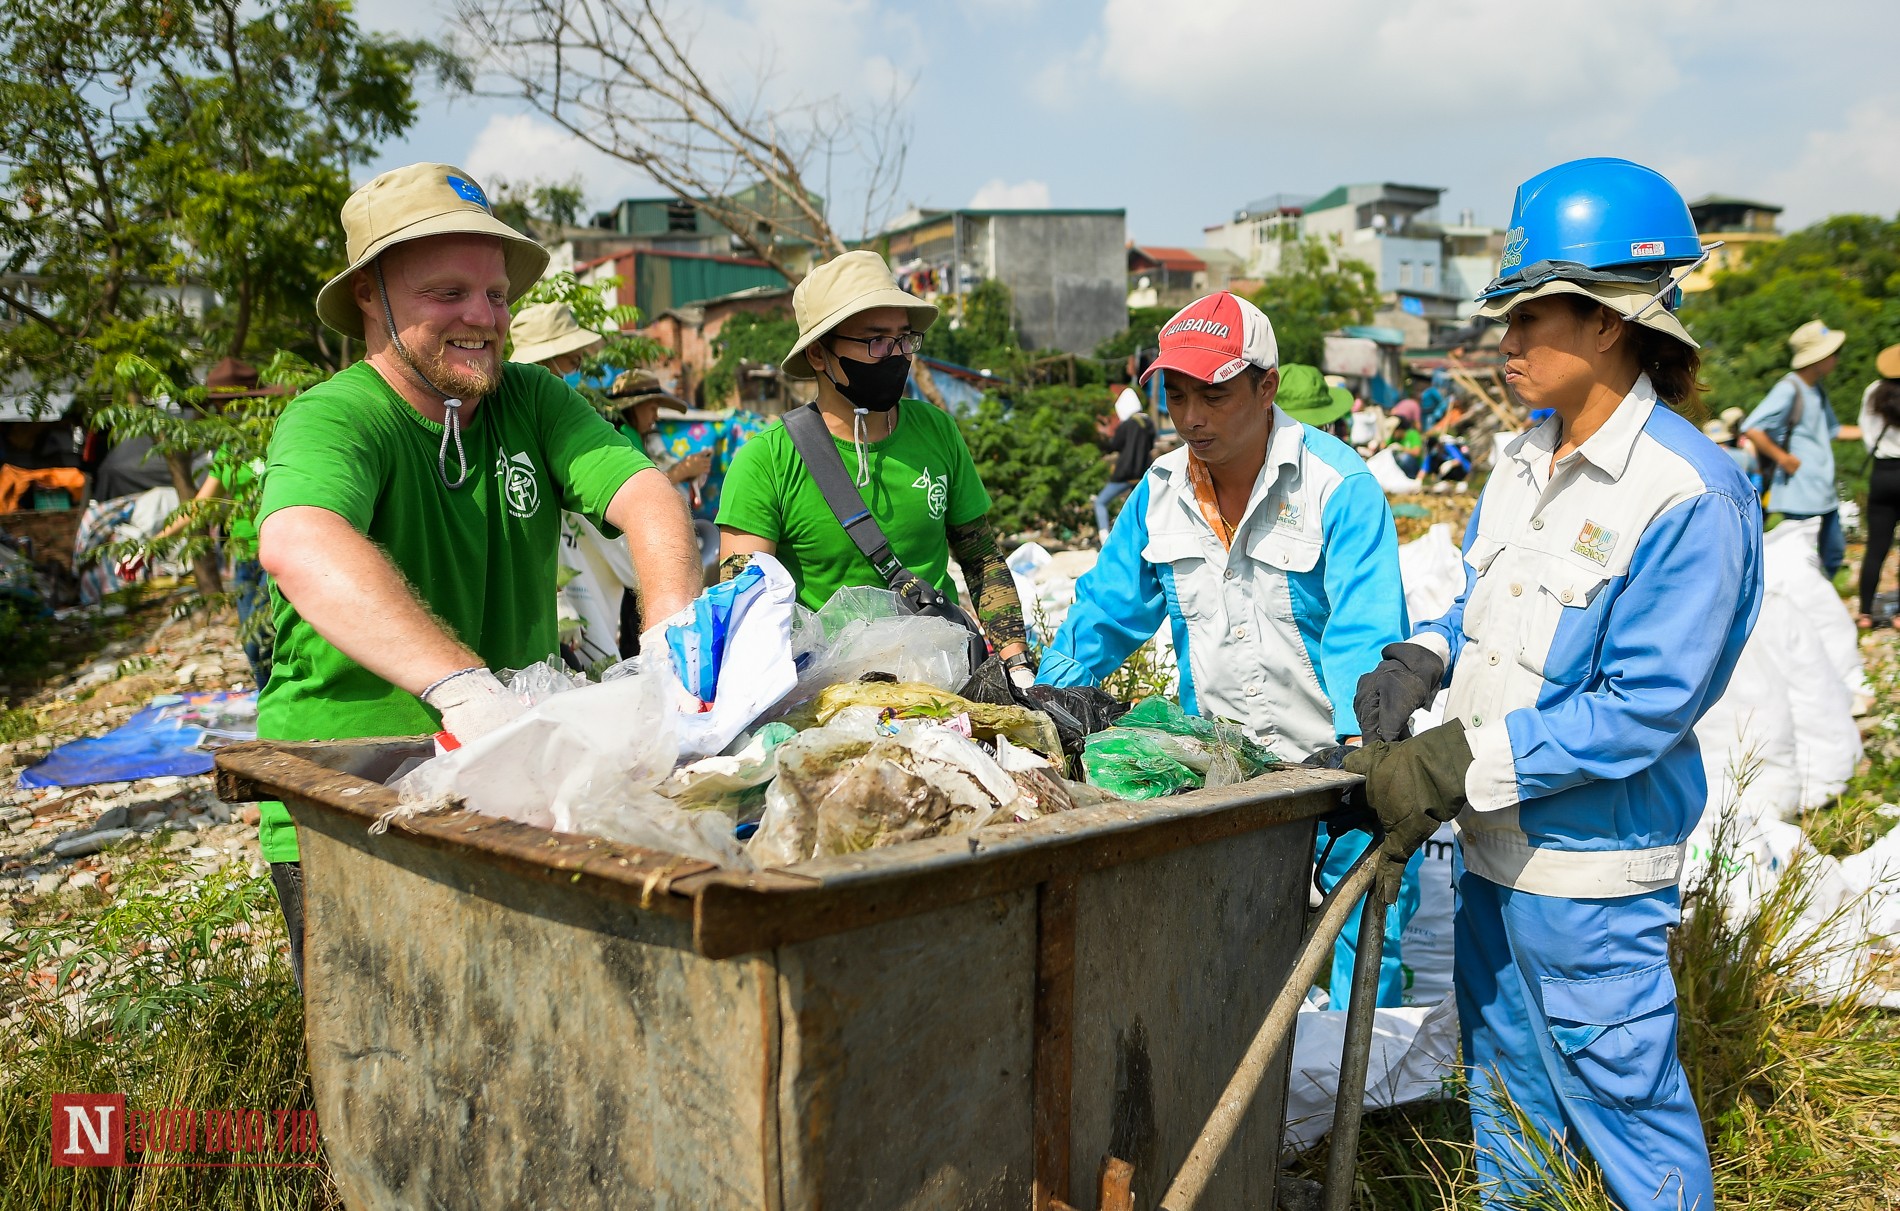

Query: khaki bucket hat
<box><xmin>1788</xmin><ymin>319</ymin><xmax>1847</xmax><ymax>370</ymax></box>
<box><xmin>781</xmin><ymin>250</ymin><xmax>938</xmax><ymax>379</ymax></box>
<box><xmin>510</xmin><ymin>303</ymin><xmax>605</xmax><ymax>366</ymax></box>
<box><xmin>316</xmin><ymin>163</ymin><xmax>550</xmax><ymax>339</ymax></box>
<box><xmin>1473</xmin><ymin>276</ymin><xmax>1698</xmax><ymax>350</ymax></box>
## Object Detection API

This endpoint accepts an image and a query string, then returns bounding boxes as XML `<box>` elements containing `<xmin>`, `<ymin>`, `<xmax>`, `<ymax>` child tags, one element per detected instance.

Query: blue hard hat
<box><xmin>1480</xmin><ymin>158</ymin><xmax>1703</xmax><ymax>300</ymax></box>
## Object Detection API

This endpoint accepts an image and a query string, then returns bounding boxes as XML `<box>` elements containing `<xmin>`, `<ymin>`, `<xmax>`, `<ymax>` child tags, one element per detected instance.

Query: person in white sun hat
<box><xmin>1742</xmin><ymin>318</ymin><xmax>1860</xmax><ymax>577</ymax></box>
<box><xmin>509</xmin><ymin>301</ymin><xmax>607</xmax><ymax>378</ymax></box>
<box><xmin>716</xmin><ymin>249</ymin><xmax>1037</xmax><ymax>688</ymax></box>
<box><xmin>253</xmin><ymin>162</ymin><xmax>701</xmax><ymax>987</ymax></box>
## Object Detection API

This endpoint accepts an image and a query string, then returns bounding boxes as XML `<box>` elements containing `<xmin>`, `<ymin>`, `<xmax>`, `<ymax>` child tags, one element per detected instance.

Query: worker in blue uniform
<box><xmin>1343</xmin><ymin>158</ymin><xmax>1763</xmax><ymax>1209</ymax></box>
<box><xmin>1034</xmin><ymin>293</ymin><xmax>1418</xmax><ymax>1011</ymax></box>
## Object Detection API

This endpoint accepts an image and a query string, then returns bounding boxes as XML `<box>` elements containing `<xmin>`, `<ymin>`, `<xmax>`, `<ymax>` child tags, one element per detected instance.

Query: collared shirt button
<box><xmin>1244</xmin><ymin>684</ymin><xmax>1260</xmax><ymax>697</ymax></box>
<box><xmin>1561</xmin><ymin>589</ymin><xmax>1574</xmax><ymax>603</ymax></box>
<box><xmin>1487</xmin><ymin>651</ymin><xmax>1500</xmax><ymax>665</ymax></box>
<box><xmin>1531</xmin><ymin>518</ymin><xmax>1544</xmax><ymax>530</ymax></box>
<box><xmin>1510</xmin><ymin>583</ymin><xmax>1523</xmax><ymax>596</ymax></box>
<box><xmin>1472</xmin><ymin>715</ymin><xmax>1483</xmax><ymax>727</ymax></box>
<box><xmin>1234</xmin><ymin>626</ymin><xmax>1248</xmax><ymax>639</ymax></box>
<box><xmin>1223</xmin><ymin>569</ymin><xmax>1236</xmax><ymax>581</ymax></box>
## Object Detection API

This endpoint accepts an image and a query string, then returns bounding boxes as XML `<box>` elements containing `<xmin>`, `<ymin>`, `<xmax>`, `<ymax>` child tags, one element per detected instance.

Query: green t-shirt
<box><xmin>715</xmin><ymin>399</ymin><xmax>992</xmax><ymax>612</ymax></box>
<box><xmin>253</xmin><ymin>361</ymin><xmax>651</xmax><ymax>862</ymax></box>
<box><xmin>207</xmin><ymin>445</ymin><xmax>262</xmax><ymax>562</ymax></box>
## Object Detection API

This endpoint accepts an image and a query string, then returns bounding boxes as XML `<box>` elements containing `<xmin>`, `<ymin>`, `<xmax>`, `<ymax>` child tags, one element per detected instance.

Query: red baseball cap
<box><xmin>1140</xmin><ymin>292</ymin><xmax>1279</xmax><ymax>385</ymax></box>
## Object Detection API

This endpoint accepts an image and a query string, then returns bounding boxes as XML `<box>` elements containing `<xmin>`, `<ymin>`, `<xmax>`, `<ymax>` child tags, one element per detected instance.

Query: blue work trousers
<box><xmin>1456</xmin><ymin>871</ymin><xmax>1712</xmax><ymax>1210</ymax></box>
<box><xmin>1316</xmin><ymin>823</ymin><xmax>1423</xmax><ymax>1012</ymax></box>
<box><xmin>1094</xmin><ymin>480</ymin><xmax>1135</xmax><ymax>537</ymax></box>
<box><xmin>1777</xmin><ymin>507</ymin><xmax>1845</xmax><ymax>578</ymax></box>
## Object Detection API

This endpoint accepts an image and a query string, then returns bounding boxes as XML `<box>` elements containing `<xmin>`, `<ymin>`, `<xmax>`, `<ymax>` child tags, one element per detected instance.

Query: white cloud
<box><xmin>1767</xmin><ymin>95</ymin><xmax>1900</xmax><ymax>227</ymax></box>
<box><xmin>457</xmin><ymin>114</ymin><xmax>661</xmax><ymax>210</ymax></box>
<box><xmin>967</xmin><ymin>178</ymin><xmax>1052</xmax><ymax>209</ymax></box>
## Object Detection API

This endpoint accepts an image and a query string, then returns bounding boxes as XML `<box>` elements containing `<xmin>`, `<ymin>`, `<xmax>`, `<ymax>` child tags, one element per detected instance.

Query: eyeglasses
<box><xmin>828</xmin><ymin>331</ymin><xmax>923</xmax><ymax>360</ymax></box>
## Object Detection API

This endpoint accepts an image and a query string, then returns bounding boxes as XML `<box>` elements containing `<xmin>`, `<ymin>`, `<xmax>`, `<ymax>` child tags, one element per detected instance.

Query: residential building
<box><xmin>586</xmin><ymin>182</ymin><xmax>825</xmax><ymax>278</ymax></box>
<box><xmin>1441</xmin><ymin>213</ymin><xmax>1508</xmax><ymax>317</ymax></box>
<box><xmin>1297</xmin><ymin>182</ymin><xmax>1476</xmax><ymax>348</ymax></box>
<box><xmin>576</xmin><ymin>247</ymin><xmax>788</xmax><ymax>326</ymax></box>
<box><xmin>877</xmin><ymin>207</ymin><xmax>1128</xmax><ymax>355</ymax></box>
<box><xmin>1200</xmin><ymin>193</ymin><xmax>1312</xmax><ymax>279</ymax></box>
<box><xmin>1126</xmin><ymin>245</ymin><xmax>1245</xmax><ymax>309</ymax></box>
<box><xmin>1680</xmin><ymin>195</ymin><xmax>1783</xmax><ymax>293</ymax></box>
<box><xmin>636</xmin><ymin>284</ymin><xmax>800</xmax><ymax>408</ymax></box>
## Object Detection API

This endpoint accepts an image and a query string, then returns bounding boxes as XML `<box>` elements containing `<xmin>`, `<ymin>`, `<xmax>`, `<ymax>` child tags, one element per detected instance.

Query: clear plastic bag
<box><xmin>499</xmin><ymin>658</ymin><xmax>590</xmax><ymax>707</ymax></box>
<box><xmin>768</xmin><ymin>587</ymin><xmax>975</xmax><ymax>721</ymax></box>
<box><xmin>746</xmin><ymin>715</ymin><xmax>1018</xmax><ymax>868</ymax></box>
<box><xmin>393</xmin><ymin>669</ymin><xmax>751</xmax><ymax>869</ymax></box>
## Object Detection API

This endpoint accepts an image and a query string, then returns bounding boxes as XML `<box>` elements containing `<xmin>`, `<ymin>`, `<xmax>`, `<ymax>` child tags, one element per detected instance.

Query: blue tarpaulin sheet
<box><xmin>18</xmin><ymin>691</ymin><xmax>257</xmax><ymax>789</ymax></box>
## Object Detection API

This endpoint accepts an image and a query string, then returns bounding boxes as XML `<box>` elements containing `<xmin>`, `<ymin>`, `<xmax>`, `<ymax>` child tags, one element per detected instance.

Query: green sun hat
<box><xmin>1276</xmin><ymin>363</ymin><xmax>1353</xmax><ymax>427</ymax></box>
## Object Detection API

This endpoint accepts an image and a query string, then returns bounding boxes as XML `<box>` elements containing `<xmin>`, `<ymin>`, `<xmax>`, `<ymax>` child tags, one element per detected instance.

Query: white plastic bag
<box><xmin>393</xmin><ymin>670</ymin><xmax>750</xmax><ymax>869</ymax></box>
<box><xmin>1366</xmin><ymin>447</ymin><xmax>1420</xmax><ymax>494</ymax></box>
<box><xmin>1397</xmin><ymin>523</ymin><xmax>1466</xmax><ymax>630</ymax></box>
<box><xmin>644</xmin><ymin>553</ymin><xmax>802</xmax><ymax>760</ymax></box>
<box><xmin>772</xmin><ymin>586</ymin><xmax>974</xmax><ymax>715</ymax></box>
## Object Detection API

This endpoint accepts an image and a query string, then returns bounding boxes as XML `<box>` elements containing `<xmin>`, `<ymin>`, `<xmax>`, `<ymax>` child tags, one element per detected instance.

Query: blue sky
<box><xmin>363</xmin><ymin>0</ymin><xmax>1900</xmax><ymax>247</ymax></box>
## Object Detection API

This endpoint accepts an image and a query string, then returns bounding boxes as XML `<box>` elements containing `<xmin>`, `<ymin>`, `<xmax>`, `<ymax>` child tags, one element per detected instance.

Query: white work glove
<box><xmin>420</xmin><ymin>667</ymin><xmax>526</xmax><ymax>745</ymax></box>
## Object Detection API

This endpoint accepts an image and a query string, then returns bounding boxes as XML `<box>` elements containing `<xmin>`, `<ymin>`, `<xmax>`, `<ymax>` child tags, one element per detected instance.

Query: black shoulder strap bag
<box><xmin>781</xmin><ymin>403</ymin><xmax>989</xmax><ymax>672</ymax></box>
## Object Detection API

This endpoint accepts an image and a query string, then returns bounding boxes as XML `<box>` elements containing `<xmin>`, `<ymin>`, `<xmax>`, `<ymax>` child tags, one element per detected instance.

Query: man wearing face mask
<box><xmin>715</xmin><ymin>250</ymin><xmax>1036</xmax><ymax>684</ymax></box>
<box><xmin>255</xmin><ymin>163</ymin><xmax>701</xmax><ymax>985</ymax></box>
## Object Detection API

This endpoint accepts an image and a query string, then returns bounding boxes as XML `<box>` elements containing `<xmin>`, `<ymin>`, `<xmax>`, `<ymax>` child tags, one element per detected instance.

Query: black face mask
<box><xmin>823</xmin><ymin>351</ymin><xmax>910</xmax><ymax>413</ymax></box>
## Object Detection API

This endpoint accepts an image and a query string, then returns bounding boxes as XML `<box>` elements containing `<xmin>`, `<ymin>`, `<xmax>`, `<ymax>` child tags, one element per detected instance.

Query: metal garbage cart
<box><xmin>216</xmin><ymin>738</ymin><xmax>1349</xmax><ymax>1211</ymax></box>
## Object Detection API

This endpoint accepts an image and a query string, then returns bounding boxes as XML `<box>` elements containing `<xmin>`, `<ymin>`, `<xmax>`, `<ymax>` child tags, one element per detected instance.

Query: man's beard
<box><xmin>415</xmin><ymin>336</ymin><xmax>502</xmax><ymax>399</ymax></box>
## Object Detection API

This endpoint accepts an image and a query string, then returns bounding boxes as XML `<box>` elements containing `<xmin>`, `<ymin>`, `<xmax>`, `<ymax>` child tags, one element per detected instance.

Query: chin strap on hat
<box><xmin>375</xmin><ymin>259</ymin><xmax>475</xmax><ymax>490</ymax></box>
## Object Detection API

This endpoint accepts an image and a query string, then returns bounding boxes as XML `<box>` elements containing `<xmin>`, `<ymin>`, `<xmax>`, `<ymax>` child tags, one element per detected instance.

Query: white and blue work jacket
<box><xmin>1413</xmin><ymin>377</ymin><xmax>1764</xmax><ymax>898</ymax></box>
<box><xmin>1038</xmin><ymin>407</ymin><xmax>1407</xmax><ymax>758</ymax></box>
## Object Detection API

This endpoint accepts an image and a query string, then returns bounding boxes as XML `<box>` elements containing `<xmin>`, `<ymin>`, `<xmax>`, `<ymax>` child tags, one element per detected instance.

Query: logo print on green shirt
<box><xmin>497</xmin><ymin>448</ymin><xmax>541</xmax><ymax>519</ymax></box>
<box><xmin>913</xmin><ymin>467</ymin><xmax>948</xmax><ymax>519</ymax></box>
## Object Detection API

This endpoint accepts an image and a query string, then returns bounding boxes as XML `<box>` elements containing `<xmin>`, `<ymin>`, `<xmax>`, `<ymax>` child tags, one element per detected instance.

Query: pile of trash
<box><xmin>391</xmin><ymin>556</ymin><xmax>1136</xmax><ymax>872</ymax></box>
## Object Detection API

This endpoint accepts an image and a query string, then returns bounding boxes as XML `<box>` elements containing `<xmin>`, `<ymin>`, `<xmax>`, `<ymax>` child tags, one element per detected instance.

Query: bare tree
<box><xmin>455</xmin><ymin>0</ymin><xmax>913</xmax><ymax>282</ymax></box>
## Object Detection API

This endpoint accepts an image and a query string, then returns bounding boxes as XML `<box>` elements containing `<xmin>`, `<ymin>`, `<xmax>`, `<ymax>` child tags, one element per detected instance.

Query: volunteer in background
<box><xmin>151</xmin><ymin>358</ymin><xmax>286</xmax><ymax>690</ymax></box>
<box><xmin>717</xmin><ymin>250</ymin><xmax>1035</xmax><ymax>684</ymax></box>
<box><xmin>256</xmin><ymin>163</ymin><xmax>701</xmax><ymax>985</ymax></box>
<box><xmin>1093</xmin><ymin>385</ymin><xmax>1156</xmax><ymax>538</ymax></box>
<box><xmin>1345</xmin><ymin>157</ymin><xmax>1762</xmax><ymax>1209</ymax></box>
<box><xmin>509</xmin><ymin>301</ymin><xmax>605</xmax><ymax>380</ymax></box>
<box><xmin>1856</xmin><ymin>343</ymin><xmax>1900</xmax><ymax>628</ymax></box>
<box><xmin>611</xmin><ymin>369</ymin><xmax>719</xmax><ymax>641</ymax></box>
<box><xmin>1742</xmin><ymin>320</ymin><xmax>1860</xmax><ymax>576</ymax></box>
<box><xmin>1035</xmin><ymin>295</ymin><xmax>1415</xmax><ymax>1010</ymax></box>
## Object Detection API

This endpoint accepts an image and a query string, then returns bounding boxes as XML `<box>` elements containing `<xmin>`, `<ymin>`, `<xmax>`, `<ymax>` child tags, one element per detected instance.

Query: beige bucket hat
<box><xmin>1788</xmin><ymin>319</ymin><xmax>1847</xmax><ymax>370</ymax></box>
<box><xmin>781</xmin><ymin>250</ymin><xmax>938</xmax><ymax>379</ymax></box>
<box><xmin>316</xmin><ymin>163</ymin><xmax>550</xmax><ymax>339</ymax></box>
<box><xmin>510</xmin><ymin>303</ymin><xmax>606</xmax><ymax>366</ymax></box>
<box><xmin>1473</xmin><ymin>276</ymin><xmax>1698</xmax><ymax>349</ymax></box>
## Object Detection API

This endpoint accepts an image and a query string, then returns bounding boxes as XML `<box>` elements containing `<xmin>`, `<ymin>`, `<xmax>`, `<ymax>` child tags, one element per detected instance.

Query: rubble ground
<box><xmin>0</xmin><ymin>579</ymin><xmax>264</xmax><ymax>908</ymax></box>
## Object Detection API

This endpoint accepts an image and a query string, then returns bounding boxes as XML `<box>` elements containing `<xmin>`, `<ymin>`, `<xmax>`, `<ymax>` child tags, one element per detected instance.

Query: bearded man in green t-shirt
<box><xmin>254</xmin><ymin>163</ymin><xmax>701</xmax><ymax>985</ymax></box>
<box><xmin>715</xmin><ymin>250</ymin><xmax>1036</xmax><ymax>688</ymax></box>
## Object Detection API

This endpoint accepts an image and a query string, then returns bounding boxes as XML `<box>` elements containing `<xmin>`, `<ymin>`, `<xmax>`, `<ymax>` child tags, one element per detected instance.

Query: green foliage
<box><xmin>99</xmin><ymin>353</ymin><xmax>312</xmax><ymax>578</ymax></box>
<box><xmin>1093</xmin><ymin>305</ymin><xmax>1178</xmax><ymax>363</ymax></box>
<box><xmin>1249</xmin><ymin>237</ymin><xmax>1382</xmax><ymax>367</ymax></box>
<box><xmin>1687</xmin><ymin>214</ymin><xmax>1900</xmax><ymax>417</ymax></box>
<box><xmin>0</xmin><ymin>0</ymin><xmax>464</xmax><ymax>406</ymax></box>
<box><xmin>704</xmin><ymin>309</ymin><xmax>802</xmax><ymax>406</ymax></box>
<box><xmin>0</xmin><ymin>707</ymin><xmax>37</xmax><ymax>742</ymax></box>
<box><xmin>513</xmin><ymin>272</ymin><xmax>662</xmax><ymax>412</ymax></box>
<box><xmin>957</xmin><ymin>384</ymin><xmax>1113</xmax><ymax>536</ymax></box>
<box><xmin>0</xmin><ymin>851</ymin><xmax>330</xmax><ymax>1207</ymax></box>
<box><xmin>0</xmin><ymin>600</ymin><xmax>52</xmax><ymax>679</ymax></box>
<box><xmin>924</xmin><ymin>279</ymin><xmax>1022</xmax><ymax>373</ymax></box>
<box><xmin>492</xmin><ymin>176</ymin><xmax>586</xmax><ymax>231</ymax></box>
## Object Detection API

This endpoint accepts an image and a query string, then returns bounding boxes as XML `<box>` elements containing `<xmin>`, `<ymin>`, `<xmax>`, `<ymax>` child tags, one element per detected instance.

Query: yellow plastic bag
<box><xmin>811</xmin><ymin>681</ymin><xmax>1064</xmax><ymax>760</ymax></box>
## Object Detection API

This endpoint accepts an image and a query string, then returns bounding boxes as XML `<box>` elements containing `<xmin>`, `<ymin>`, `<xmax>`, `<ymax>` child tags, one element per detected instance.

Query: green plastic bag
<box><xmin>1081</xmin><ymin>729</ymin><xmax>1199</xmax><ymax>800</ymax></box>
<box><xmin>1114</xmin><ymin>699</ymin><xmax>1278</xmax><ymax>787</ymax></box>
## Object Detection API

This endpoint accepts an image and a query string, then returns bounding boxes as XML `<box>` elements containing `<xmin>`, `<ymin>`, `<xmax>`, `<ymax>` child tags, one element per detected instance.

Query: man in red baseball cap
<box><xmin>1037</xmin><ymin>291</ymin><xmax>1417</xmax><ymax>1009</ymax></box>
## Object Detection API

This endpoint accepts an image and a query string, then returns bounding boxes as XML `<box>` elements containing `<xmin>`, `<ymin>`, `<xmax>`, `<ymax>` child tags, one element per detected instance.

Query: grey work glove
<box><xmin>1342</xmin><ymin>720</ymin><xmax>1472</xmax><ymax>900</ymax></box>
<box><xmin>421</xmin><ymin>667</ymin><xmax>526</xmax><ymax>745</ymax></box>
<box><xmin>1353</xmin><ymin>642</ymin><xmax>1446</xmax><ymax>744</ymax></box>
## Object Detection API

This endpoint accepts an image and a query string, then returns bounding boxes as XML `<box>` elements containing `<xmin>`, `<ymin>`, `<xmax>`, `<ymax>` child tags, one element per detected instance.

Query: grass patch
<box><xmin>0</xmin><ymin>849</ymin><xmax>336</xmax><ymax>1208</ymax></box>
<box><xmin>0</xmin><ymin>708</ymin><xmax>38</xmax><ymax>743</ymax></box>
